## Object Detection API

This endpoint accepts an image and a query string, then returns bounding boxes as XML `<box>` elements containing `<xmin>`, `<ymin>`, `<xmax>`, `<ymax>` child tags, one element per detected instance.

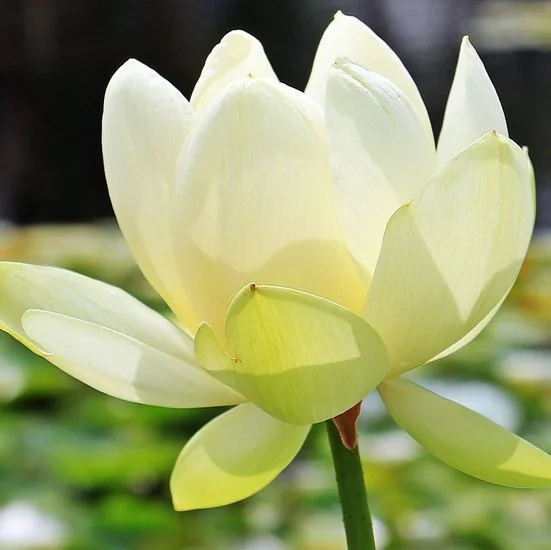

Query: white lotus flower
<box><xmin>0</xmin><ymin>12</ymin><xmax>548</xmax><ymax>511</ymax></box>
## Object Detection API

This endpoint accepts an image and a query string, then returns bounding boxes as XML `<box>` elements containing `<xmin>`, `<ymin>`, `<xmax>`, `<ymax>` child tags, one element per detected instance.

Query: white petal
<box><xmin>171</xmin><ymin>403</ymin><xmax>310</xmax><ymax>510</ymax></box>
<box><xmin>326</xmin><ymin>59</ymin><xmax>436</xmax><ymax>278</ymax></box>
<box><xmin>380</xmin><ymin>378</ymin><xmax>551</xmax><ymax>488</ymax></box>
<box><xmin>22</xmin><ymin>310</ymin><xmax>243</xmax><ymax>408</ymax></box>
<box><xmin>174</xmin><ymin>77</ymin><xmax>365</xmax><ymax>338</ymax></box>
<box><xmin>190</xmin><ymin>31</ymin><xmax>277</xmax><ymax>113</ymax></box>
<box><xmin>102</xmin><ymin>59</ymin><xmax>198</xmax><ymax>331</ymax></box>
<box><xmin>0</xmin><ymin>262</ymin><xmax>192</xmax><ymax>360</ymax></box>
<box><xmin>365</xmin><ymin>132</ymin><xmax>534</xmax><ymax>374</ymax></box>
<box><xmin>306</xmin><ymin>11</ymin><xmax>433</xmax><ymax>146</ymax></box>
<box><xmin>437</xmin><ymin>37</ymin><xmax>508</xmax><ymax>166</ymax></box>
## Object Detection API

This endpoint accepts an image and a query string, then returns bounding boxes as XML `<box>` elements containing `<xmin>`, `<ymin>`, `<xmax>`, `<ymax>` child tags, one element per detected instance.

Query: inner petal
<box><xmin>174</xmin><ymin>76</ymin><xmax>366</xmax><ymax>338</ymax></box>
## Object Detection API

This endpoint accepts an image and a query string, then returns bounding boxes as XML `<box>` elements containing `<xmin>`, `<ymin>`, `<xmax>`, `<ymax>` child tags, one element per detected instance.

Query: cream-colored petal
<box><xmin>171</xmin><ymin>403</ymin><xmax>310</xmax><ymax>510</ymax></box>
<box><xmin>174</xmin><ymin>76</ymin><xmax>365</xmax><ymax>338</ymax></box>
<box><xmin>0</xmin><ymin>262</ymin><xmax>192</xmax><ymax>360</ymax></box>
<box><xmin>365</xmin><ymin>132</ymin><xmax>534</xmax><ymax>374</ymax></box>
<box><xmin>195</xmin><ymin>284</ymin><xmax>389</xmax><ymax>425</ymax></box>
<box><xmin>380</xmin><ymin>378</ymin><xmax>551</xmax><ymax>487</ymax></box>
<box><xmin>102</xmin><ymin>59</ymin><xmax>197</xmax><ymax>331</ymax></box>
<box><xmin>190</xmin><ymin>30</ymin><xmax>277</xmax><ymax>113</ymax></box>
<box><xmin>22</xmin><ymin>310</ymin><xmax>243</xmax><ymax>408</ymax></box>
<box><xmin>437</xmin><ymin>37</ymin><xmax>508</xmax><ymax>166</ymax></box>
<box><xmin>306</xmin><ymin>11</ymin><xmax>433</xmax><ymax>146</ymax></box>
<box><xmin>326</xmin><ymin>59</ymin><xmax>436</xmax><ymax>278</ymax></box>
<box><xmin>429</xmin><ymin>289</ymin><xmax>509</xmax><ymax>363</ymax></box>
<box><xmin>432</xmin><ymin>148</ymin><xmax>534</xmax><ymax>362</ymax></box>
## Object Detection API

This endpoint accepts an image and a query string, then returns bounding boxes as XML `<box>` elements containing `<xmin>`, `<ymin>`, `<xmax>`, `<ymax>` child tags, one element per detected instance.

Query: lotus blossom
<box><xmin>1</xmin><ymin>12</ymin><xmax>549</xmax><ymax>511</ymax></box>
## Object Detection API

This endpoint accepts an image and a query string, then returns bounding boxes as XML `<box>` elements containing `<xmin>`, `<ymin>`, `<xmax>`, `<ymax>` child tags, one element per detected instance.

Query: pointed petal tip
<box><xmin>190</xmin><ymin>28</ymin><xmax>277</xmax><ymax>112</ymax></box>
<box><xmin>216</xmin><ymin>30</ymin><xmax>264</xmax><ymax>56</ymax></box>
<box><xmin>171</xmin><ymin>485</ymin><xmax>245</xmax><ymax>512</ymax></box>
<box><xmin>333</xmin><ymin>10</ymin><xmax>356</xmax><ymax>22</ymax></box>
<box><xmin>107</xmin><ymin>58</ymin><xmax>151</xmax><ymax>85</ymax></box>
<box><xmin>458</xmin><ymin>36</ymin><xmax>479</xmax><ymax>59</ymax></box>
<box><xmin>224</xmin><ymin>29</ymin><xmax>257</xmax><ymax>40</ymax></box>
<box><xmin>326</xmin><ymin>11</ymin><xmax>370</xmax><ymax>40</ymax></box>
<box><xmin>170</xmin><ymin>490</ymin><xmax>206</xmax><ymax>512</ymax></box>
<box><xmin>463</xmin><ymin>128</ymin><xmax>511</xmax><ymax>152</ymax></box>
<box><xmin>329</xmin><ymin>12</ymin><xmax>369</xmax><ymax>36</ymax></box>
<box><xmin>115</xmin><ymin>58</ymin><xmax>142</xmax><ymax>71</ymax></box>
<box><xmin>121</xmin><ymin>57</ymin><xmax>143</xmax><ymax>68</ymax></box>
<box><xmin>170</xmin><ymin>474</ymin><xmax>230</xmax><ymax>512</ymax></box>
<box><xmin>332</xmin><ymin>56</ymin><xmax>351</xmax><ymax>70</ymax></box>
<box><xmin>437</xmin><ymin>32</ymin><xmax>507</xmax><ymax>163</ymax></box>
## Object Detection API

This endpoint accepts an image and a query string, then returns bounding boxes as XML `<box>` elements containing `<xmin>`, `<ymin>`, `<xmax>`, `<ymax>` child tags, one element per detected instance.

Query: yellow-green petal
<box><xmin>196</xmin><ymin>284</ymin><xmax>389</xmax><ymax>425</ymax></box>
<box><xmin>364</xmin><ymin>132</ymin><xmax>534</xmax><ymax>374</ymax></box>
<box><xmin>0</xmin><ymin>262</ymin><xmax>192</xmax><ymax>360</ymax></box>
<box><xmin>22</xmin><ymin>310</ymin><xmax>243</xmax><ymax>408</ymax></box>
<box><xmin>380</xmin><ymin>377</ymin><xmax>551</xmax><ymax>487</ymax></box>
<box><xmin>174</xmin><ymin>76</ymin><xmax>365</xmax><ymax>338</ymax></box>
<box><xmin>171</xmin><ymin>403</ymin><xmax>310</xmax><ymax>510</ymax></box>
<box><xmin>429</xmin><ymin>289</ymin><xmax>510</xmax><ymax>363</ymax></box>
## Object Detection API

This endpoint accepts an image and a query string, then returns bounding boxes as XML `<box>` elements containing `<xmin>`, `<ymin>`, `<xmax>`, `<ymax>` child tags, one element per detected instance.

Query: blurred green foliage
<box><xmin>1</xmin><ymin>224</ymin><xmax>550</xmax><ymax>549</ymax></box>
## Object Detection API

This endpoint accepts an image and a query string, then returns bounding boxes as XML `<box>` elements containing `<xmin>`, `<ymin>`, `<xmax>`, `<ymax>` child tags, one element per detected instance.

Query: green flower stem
<box><xmin>326</xmin><ymin>420</ymin><xmax>376</xmax><ymax>550</ymax></box>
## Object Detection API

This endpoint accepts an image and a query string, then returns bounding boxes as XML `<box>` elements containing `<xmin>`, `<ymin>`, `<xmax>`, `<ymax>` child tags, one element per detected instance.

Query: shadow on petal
<box><xmin>380</xmin><ymin>378</ymin><xmax>551</xmax><ymax>488</ymax></box>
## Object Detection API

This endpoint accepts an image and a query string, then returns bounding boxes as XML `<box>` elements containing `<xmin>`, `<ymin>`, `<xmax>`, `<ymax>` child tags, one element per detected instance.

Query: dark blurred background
<box><xmin>1</xmin><ymin>0</ymin><xmax>551</xmax><ymax>226</ymax></box>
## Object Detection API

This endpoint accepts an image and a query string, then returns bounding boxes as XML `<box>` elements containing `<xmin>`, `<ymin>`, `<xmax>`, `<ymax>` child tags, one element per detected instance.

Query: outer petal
<box><xmin>190</xmin><ymin>30</ymin><xmax>277</xmax><ymax>113</ymax></box>
<box><xmin>431</xmin><ymin>148</ymin><xmax>534</xmax><ymax>363</ymax></box>
<box><xmin>174</xmin><ymin>77</ymin><xmax>365</xmax><ymax>338</ymax></box>
<box><xmin>195</xmin><ymin>284</ymin><xmax>389</xmax><ymax>425</ymax></box>
<box><xmin>306</xmin><ymin>11</ymin><xmax>433</xmax><ymax>146</ymax></box>
<box><xmin>437</xmin><ymin>37</ymin><xmax>508</xmax><ymax>166</ymax></box>
<box><xmin>364</xmin><ymin>132</ymin><xmax>534</xmax><ymax>374</ymax></box>
<box><xmin>102</xmin><ymin>59</ymin><xmax>197</xmax><ymax>331</ymax></box>
<box><xmin>22</xmin><ymin>310</ymin><xmax>243</xmax><ymax>408</ymax></box>
<box><xmin>171</xmin><ymin>403</ymin><xmax>310</xmax><ymax>510</ymax></box>
<box><xmin>380</xmin><ymin>378</ymin><xmax>551</xmax><ymax>487</ymax></box>
<box><xmin>429</xmin><ymin>290</ymin><xmax>509</xmax><ymax>363</ymax></box>
<box><xmin>326</xmin><ymin>59</ymin><xmax>436</xmax><ymax>278</ymax></box>
<box><xmin>0</xmin><ymin>262</ymin><xmax>192</xmax><ymax>359</ymax></box>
